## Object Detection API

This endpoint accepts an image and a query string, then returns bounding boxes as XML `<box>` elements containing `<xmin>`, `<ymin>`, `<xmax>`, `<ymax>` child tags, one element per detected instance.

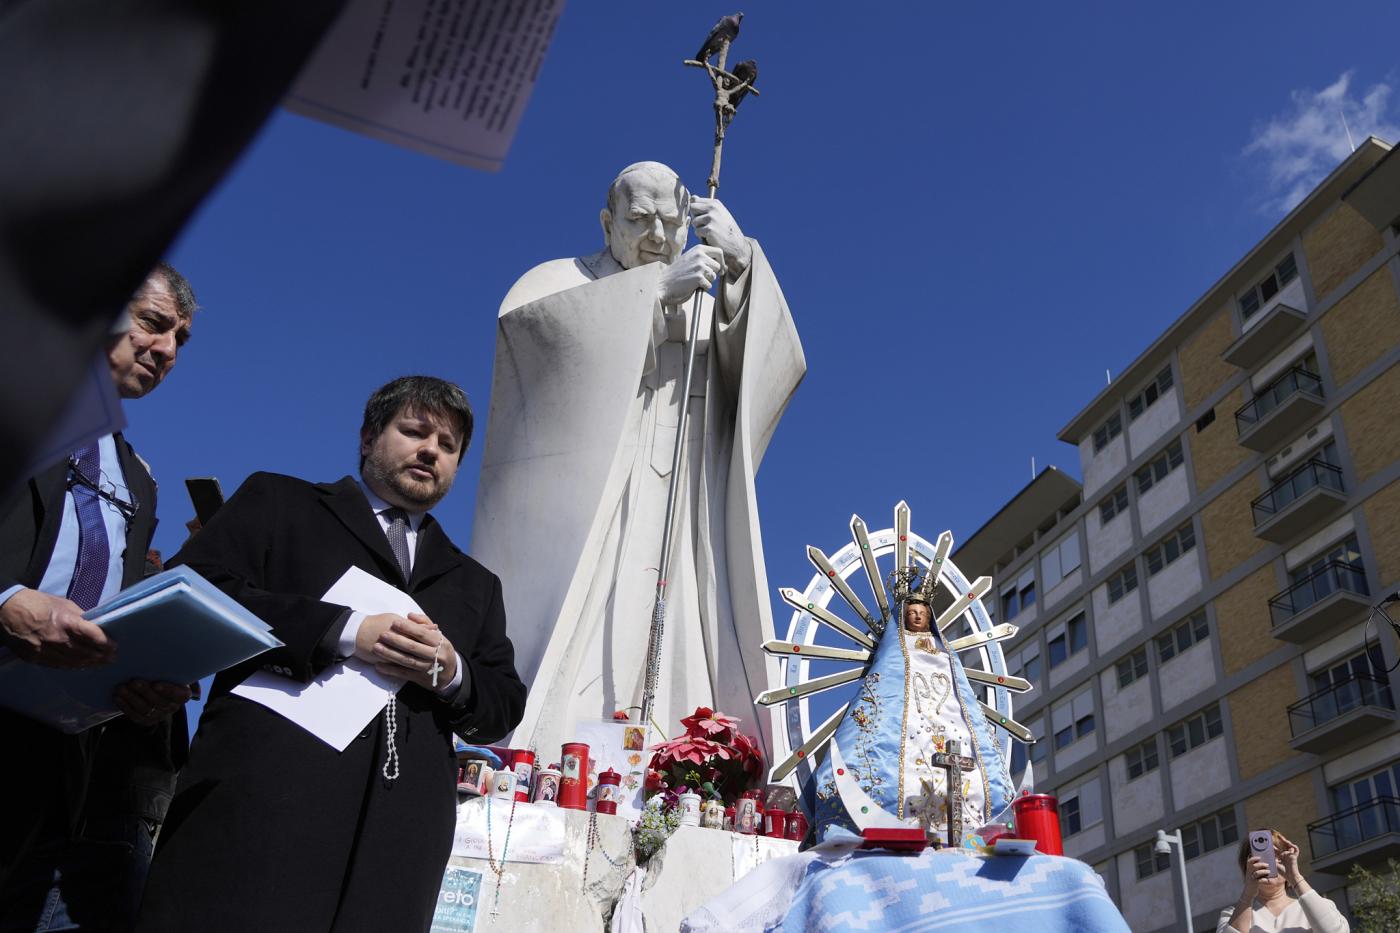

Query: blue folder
<box><xmin>0</xmin><ymin>567</ymin><xmax>282</xmax><ymax>733</ymax></box>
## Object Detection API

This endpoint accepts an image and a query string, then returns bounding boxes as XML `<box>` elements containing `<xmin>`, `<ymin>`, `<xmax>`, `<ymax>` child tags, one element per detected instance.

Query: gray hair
<box><xmin>152</xmin><ymin>261</ymin><xmax>198</xmax><ymax>321</ymax></box>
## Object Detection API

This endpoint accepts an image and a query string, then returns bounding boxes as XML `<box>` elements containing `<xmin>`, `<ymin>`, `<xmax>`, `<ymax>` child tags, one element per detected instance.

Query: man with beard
<box><xmin>136</xmin><ymin>376</ymin><xmax>524</xmax><ymax>933</ymax></box>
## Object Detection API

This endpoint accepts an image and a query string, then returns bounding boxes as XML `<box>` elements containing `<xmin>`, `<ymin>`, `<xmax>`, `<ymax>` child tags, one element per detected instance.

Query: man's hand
<box><xmin>656</xmin><ymin>245</ymin><xmax>724</xmax><ymax>307</ymax></box>
<box><xmin>369</xmin><ymin>612</ymin><xmax>459</xmax><ymax>691</ymax></box>
<box><xmin>114</xmin><ymin>679</ymin><xmax>192</xmax><ymax>727</ymax></box>
<box><xmin>0</xmin><ymin>588</ymin><xmax>115</xmax><ymax>668</ymax></box>
<box><xmin>690</xmin><ymin>197</ymin><xmax>752</xmax><ymax>279</ymax></box>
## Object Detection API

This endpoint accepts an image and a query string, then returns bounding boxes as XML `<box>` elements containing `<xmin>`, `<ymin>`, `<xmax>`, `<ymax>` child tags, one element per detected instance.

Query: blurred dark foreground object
<box><xmin>0</xmin><ymin>0</ymin><xmax>347</xmax><ymax>491</ymax></box>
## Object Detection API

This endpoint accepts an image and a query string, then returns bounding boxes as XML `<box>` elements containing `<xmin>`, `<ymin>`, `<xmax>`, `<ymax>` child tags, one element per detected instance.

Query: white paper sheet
<box><xmin>232</xmin><ymin>566</ymin><xmax>418</xmax><ymax>751</ymax></box>
<box><xmin>285</xmin><ymin>0</ymin><xmax>566</xmax><ymax>172</ymax></box>
<box><xmin>452</xmin><ymin>796</ymin><xmax>566</xmax><ymax>864</ymax></box>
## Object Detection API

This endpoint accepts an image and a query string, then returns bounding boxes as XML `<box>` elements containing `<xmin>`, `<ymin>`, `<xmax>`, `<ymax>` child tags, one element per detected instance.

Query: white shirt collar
<box><xmin>359</xmin><ymin>480</ymin><xmax>426</xmax><ymax>531</ymax></box>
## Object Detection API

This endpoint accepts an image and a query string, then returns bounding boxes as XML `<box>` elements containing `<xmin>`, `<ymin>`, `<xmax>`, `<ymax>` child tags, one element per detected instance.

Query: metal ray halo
<box><xmin>762</xmin><ymin>500</ymin><xmax>1035</xmax><ymax>787</ymax></box>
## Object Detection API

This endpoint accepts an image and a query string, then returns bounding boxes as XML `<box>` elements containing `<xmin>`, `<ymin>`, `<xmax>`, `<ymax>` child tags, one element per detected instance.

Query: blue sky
<box><xmin>135</xmin><ymin>3</ymin><xmax>1400</xmax><ymax>736</ymax></box>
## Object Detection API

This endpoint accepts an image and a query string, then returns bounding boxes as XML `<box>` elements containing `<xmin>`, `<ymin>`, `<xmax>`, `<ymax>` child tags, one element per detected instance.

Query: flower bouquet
<box><xmin>647</xmin><ymin>706</ymin><xmax>764</xmax><ymax>805</ymax></box>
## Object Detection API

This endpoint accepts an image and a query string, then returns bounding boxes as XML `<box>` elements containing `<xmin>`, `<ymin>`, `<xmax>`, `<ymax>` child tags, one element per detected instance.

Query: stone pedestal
<box><xmin>434</xmin><ymin>804</ymin><xmax>635</xmax><ymax>931</ymax></box>
<box><xmin>623</xmin><ymin>827</ymin><xmax>798</xmax><ymax>932</ymax></box>
<box><xmin>430</xmin><ymin>803</ymin><xmax>797</xmax><ymax>931</ymax></box>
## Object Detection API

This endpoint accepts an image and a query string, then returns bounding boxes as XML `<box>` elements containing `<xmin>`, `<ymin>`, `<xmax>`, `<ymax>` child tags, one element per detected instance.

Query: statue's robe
<box><xmin>471</xmin><ymin>241</ymin><xmax>804</xmax><ymax>759</ymax></box>
<box><xmin>809</xmin><ymin>610</ymin><xmax>1016</xmax><ymax>842</ymax></box>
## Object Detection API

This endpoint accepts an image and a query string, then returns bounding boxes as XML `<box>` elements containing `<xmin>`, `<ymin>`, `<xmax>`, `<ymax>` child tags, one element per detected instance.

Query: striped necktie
<box><xmin>67</xmin><ymin>443</ymin><xmax>112</xmax><ymax>611</ymax></box>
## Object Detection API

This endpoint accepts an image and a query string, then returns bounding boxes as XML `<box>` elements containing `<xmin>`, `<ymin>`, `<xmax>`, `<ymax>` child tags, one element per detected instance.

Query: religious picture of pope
<box><xmin>471</xmin><ymin>161</ymin><xmax>804</xmax><ymax>759</ymax></box>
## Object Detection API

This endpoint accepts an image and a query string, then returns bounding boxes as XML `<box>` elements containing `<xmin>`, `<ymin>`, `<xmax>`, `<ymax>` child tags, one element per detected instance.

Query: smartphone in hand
<box><xmin>1249</xmin><ymin>830</ymin><xmax>1278</xmax><ymax>877</ymax></box>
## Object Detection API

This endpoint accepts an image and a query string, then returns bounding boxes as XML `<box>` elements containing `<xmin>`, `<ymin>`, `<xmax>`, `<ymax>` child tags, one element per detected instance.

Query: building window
<box><xmin>1156</xmin><ymin>610</ymin><xmax>1209</xmax><ymax>663</ymax></box>
<box><xmin>1058</xmin><ymin>778</ymin><xmax>1102</xmax><ymax>838</ymax></box>
<box><xmin>1029</xmin><ymin>718</ymin><xmax>1047</xmax><ymax>763</ymax></box>
<box><xmin>1329</xmin><ymin>762</ymin><xmax>1400</xmax><ymax>817</ymax></box>
<box><xmin>1182</xmin><ymin>807</ymin><xmax>1239</xmax><ymax>859</ymax></box>
<box><xmin>1124</xmin><ymin>737</ymin><xmax>1160</xmax><ymax>780</ymax></box>
<box><xmin>1167</xmin><ymin>703</ymin><xmax>1223</xmax><ymax>758</ymax></box>
<box><xmin>1135</xmin><ymin>842</ymin><xmax>1171</xmax><ymax>880</ymax></box>
<box><xmin>1092</xmin><ymin>412</ymin><xmax>1123</xmax><ymax>453</ymax></box>
<box><xmin>1052</xmin><ymin>687</ymin><xmax>1095</xmax><ymax>750</ymax></box>
<box><xmin>1047</xmin><ymin>612</ymin><xmax>1088</xmax><ymax>668</ymax></box>
<box><xmin>1127</xmin><ymin>367</ymin><xmax>1175</xmax><ymax>422</ymax></box>
<box><xmin>999</xmin><ymin>567</ymin><xmax>1036</xmax><ymax>622</ymax></box>
<box><xmin>1041</xmin><ymin>530</ymin><xmax>1082</xmax><ymax>592</ymax></box>
<box><xmin>1098</xmin><ymin>485</ymin><xmax>1129</xmax><ymax>525</ymax></box>
<box><xmin>1008</xmin><ymin>645</ymin><xmax>1043</xmax><ymax>690</ymax></box>
<box><xmin>1134</xmin><ymin>440</ymin><xmax>1184</xmax><ymax>496</ymax></box>
<box><xmin>1116</xmin><ymin>647</ymin><xmax>1148</xmax><ymax>688</ymax></box>
<box><xmin>1309</xmin><ymin>644</ymin><xmax>1391</xmax><ymax>702</ymax></box>
<box><xmin>1290</xmin><ymin>533</ymin><xmax>1363</xmax><ymax>586</ymax></box>
<box><xmin>1106</xmin><ymin>563</ymin><xmax>1138</xmax><ymax>604</ymax></box>
<box><xmin>1238</xmin><ymin>253</ymin><xmax>1299</xmax><ymax>322</ymax></box>
<box><xmin>1145</xmin><ymin>523</ymin><xmax>1196</xmax><ymax>576</ymax></box>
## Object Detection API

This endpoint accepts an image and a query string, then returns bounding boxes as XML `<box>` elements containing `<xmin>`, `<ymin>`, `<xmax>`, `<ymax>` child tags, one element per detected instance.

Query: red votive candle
<box><xmin>558</xmin><ymin>742</ymin><xmax>589</xmax><ymax>811</ymax></box>
<box><xmin>1012</xmin><ymin>794</ymin><xmax>1063</xmax><ymax>856</ymax></box>
<box><xmin>784</xmin><ymin>809</ymin><xmax>809</xmax><ymax>842</ymax></box>
<box><xmin>511</xmin><ymin>749</ymin><xmax>536</xmax><ymax>803</ymax></box>
<box><xmin>596</xmin><ymin>767</ymin><xmax>621</xmax><ymax>815</ymax></box>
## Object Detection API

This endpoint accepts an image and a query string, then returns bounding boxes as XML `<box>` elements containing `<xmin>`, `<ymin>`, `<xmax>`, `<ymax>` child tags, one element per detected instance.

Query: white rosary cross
<box><xmin>428</xmin><ymin>635</ymin><xmax>445</xmax><ymax>688</ymax></box>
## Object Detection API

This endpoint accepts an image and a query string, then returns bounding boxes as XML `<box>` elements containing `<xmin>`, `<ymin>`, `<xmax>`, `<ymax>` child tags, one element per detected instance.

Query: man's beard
<box><xmin>364</xmin><ymin>457</ymin><xmax>453</xmax><ymax>510</ymax></box>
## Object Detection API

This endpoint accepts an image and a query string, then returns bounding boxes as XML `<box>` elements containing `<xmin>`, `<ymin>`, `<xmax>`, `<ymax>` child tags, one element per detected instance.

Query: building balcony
<box><xmin>1268</xmin><ymin>560</ymin><xmax>1371</xmax><ymax>644</ymax></box>
<box><xmin>1235</xmin><ymin>367</ymin><xmax>1326</xmax><ymax>452</ymax></box>
<box><xmin>1308</xmin><ymin>797</ymin><xmax>1400</xmax><ymax>875</ymax></box>
<box><xmin>1251</xmin><ymin>460</ymin><xmax>1347</xmax><ymax>543</ymax></box>
<box><xmin>1222</xmin><ymin>302</ymin><xmax>1309</xmax><ymax>370</ymax></box>
<box><xmin>1287</xmin><ymin>673</ymin><xmax>1397</xmax><ymax>754</ymax></box>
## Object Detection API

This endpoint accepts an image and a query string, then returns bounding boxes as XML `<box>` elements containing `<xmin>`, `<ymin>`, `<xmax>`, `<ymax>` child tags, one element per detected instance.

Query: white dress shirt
<box><xmin>336</xmin><ymin>484</ymin><xmax>464</xmax><ymax>697</ymax></box>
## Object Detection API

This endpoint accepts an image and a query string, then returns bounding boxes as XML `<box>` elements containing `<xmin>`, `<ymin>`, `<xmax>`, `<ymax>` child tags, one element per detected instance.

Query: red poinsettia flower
<box><xmin>681</xmin><ymin>706</ymin><xmax>743</xmax><ymax>739</ymax></box>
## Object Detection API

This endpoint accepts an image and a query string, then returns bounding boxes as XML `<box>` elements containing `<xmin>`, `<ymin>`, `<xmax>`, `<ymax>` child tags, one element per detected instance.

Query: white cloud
<box><xmin>1244</xmin><ymin>71</ymin><xmax>1400</xmax><ymax>214</ymax></box>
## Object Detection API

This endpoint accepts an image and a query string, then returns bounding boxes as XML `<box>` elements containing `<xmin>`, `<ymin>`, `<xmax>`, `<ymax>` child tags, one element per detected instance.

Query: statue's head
<box><xmin>903</xmin><ymin>599</ymin><xmax>932</xmax><ymax>633</ymax></box>
<box><xmin>600</xmin><ymin>161</ymin><xmax>690</xmax><ymax>270</ymax></box>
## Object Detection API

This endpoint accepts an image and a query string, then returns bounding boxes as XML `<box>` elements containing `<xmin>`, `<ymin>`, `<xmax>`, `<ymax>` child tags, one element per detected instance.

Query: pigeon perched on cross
<box><xmin>695</xmin><ymin>12</ymin><xmax>743</xmax><ymax>63</ymax></box>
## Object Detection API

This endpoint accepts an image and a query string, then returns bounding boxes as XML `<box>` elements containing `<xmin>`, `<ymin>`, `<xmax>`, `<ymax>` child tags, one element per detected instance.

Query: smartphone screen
<box><xmin>1249</xmin><ymin>830</ymin><xmax>1277</xmax><ymax>877</ymax></box>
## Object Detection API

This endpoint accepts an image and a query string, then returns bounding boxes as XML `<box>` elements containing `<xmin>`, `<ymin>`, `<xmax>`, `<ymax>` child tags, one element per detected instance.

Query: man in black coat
<box><xmin>137</xmin><ymin>376</ymin><xmax>526</xmax><ymax>933</ymax></box>
<box><xmin>0</xmin><ymin>264</ymin><xmax>197</xmax><ymax>930</ymax></box>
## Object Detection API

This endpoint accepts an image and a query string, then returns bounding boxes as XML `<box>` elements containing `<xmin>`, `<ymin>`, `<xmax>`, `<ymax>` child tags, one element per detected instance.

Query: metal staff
<box><xmin>639</xmin><ymin>20</ymin><xmax>759</xmax><ymax>728</ymax></box>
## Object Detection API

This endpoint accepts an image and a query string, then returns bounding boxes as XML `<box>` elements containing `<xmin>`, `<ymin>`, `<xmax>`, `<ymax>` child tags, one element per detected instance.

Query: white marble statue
<box><xmin>471</xmin><ymin>161</ymin><xmax>804</xmax><ymax>759</ymax></box>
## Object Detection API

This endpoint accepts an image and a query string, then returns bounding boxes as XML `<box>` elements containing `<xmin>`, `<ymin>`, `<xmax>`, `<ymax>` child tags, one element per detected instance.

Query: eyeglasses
<box><xmin>67</xmin><ymin>455</ymin><xmax>141</xmax><ymax>523</ymax></box>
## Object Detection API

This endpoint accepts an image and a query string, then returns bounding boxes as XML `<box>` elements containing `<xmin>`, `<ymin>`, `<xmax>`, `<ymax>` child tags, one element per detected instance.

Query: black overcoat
<box><xmin>0</xmin><ymin>434</ymin><xmax>172</xmax><ymax>893</ymax></box>
<box><xmin>136</xmin><ymin>473</ymin><xmax>525</xmax><ymax>933</ymax></box>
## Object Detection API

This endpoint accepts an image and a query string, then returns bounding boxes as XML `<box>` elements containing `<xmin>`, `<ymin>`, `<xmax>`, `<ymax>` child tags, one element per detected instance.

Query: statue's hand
<box><xmin>690</xmin><ymin>197</ymin><xmax>752</xmax><ymax>278</ymax></box>
<box><xmin>657</xmin><ymin>245</ymin><xmax>724</xmax><ymax>306</ymax></box>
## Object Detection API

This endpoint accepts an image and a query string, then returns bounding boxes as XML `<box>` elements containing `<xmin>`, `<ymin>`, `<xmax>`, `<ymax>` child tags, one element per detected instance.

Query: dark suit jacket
<box><xmin>0</xmin><ymin>434</ymin><xmax>176</xmax><ymax>887</ymax></box>
<box><xmin>138</xmin><ymin>473</ymin><xmax>525</xmax><ymax>933</ymax></box>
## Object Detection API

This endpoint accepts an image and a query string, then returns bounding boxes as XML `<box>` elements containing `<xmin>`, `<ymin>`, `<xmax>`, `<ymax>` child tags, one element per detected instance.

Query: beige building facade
<box><xmin>953</xmin><ymin>138</ymin><xmax>1400</xmax><ymax>930</ymax></box>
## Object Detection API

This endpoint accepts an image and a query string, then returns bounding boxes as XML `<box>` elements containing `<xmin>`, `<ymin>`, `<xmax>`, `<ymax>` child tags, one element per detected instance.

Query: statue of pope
<box><xmin>470</xmin><ymin>161</ymin><xmax>804</xmax><ymax>757</ymax></box>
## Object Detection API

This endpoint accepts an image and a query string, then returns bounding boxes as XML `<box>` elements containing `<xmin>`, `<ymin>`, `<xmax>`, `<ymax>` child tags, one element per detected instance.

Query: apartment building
<box><xmin>952</xmin><ymin>138</ymin><xmax>1400</xmax><ymax>930</ymax></box>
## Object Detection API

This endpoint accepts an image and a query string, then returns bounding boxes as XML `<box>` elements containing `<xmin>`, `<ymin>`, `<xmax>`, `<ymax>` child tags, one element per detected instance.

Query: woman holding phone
<box><xmin>1218</xmin><ymin>830</ymin><xmax>1349</xmax><ymax>932</ymax></box>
